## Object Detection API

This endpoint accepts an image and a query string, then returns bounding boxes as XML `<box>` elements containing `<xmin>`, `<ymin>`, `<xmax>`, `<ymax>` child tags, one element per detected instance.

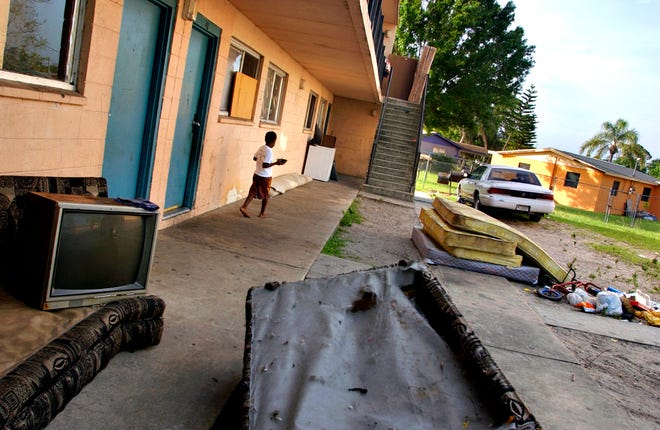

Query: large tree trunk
<box><xmin>608</xmin><ymin>143</ymin><xmax>618</xmax><ymax>162</ymax></box>
<box><xmin>479</xmin><ymin>126</ymin><xmax>489</xmax><ymax>150</ymax></box>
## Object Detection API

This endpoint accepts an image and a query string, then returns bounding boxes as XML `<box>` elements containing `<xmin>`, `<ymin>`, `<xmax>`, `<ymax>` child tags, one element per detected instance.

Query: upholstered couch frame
<box><xmin>0</xmin><ymin>176</ymin><xmax>165</xmax><ymax>430</ymax></box>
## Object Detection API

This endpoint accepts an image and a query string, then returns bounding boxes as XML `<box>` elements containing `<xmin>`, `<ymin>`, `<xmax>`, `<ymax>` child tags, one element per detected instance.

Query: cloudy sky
<box><xmin>507</xmin><ymin>0</ymin><xmax>660</xmax><ymax>160</ymax></box>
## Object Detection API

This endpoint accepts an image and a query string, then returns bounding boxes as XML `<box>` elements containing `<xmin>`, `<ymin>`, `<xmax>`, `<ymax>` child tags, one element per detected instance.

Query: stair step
<box><xmin>371</xmin><ymin>153</ymin><xmax>415</xmax><ymax>171</ymax></box>
<box><xmin>377</xmin><ymin>135</ymin><xmax>417</xmax><ymax>152</ymax></box>
<box><xmin>373</xmin><ymin>144</ymin><xmax>417</xmax><ymax>159</ymax></box>
<box><xmin>369</xmin><ymin>161</ymin><xmax>415</xmax><ymax>176</ymax></box>
<box><xmin>368</xmin><ymin>170</ymin><xmax>414</xmax><ymax>184</ymax></box>
<box><xmin>362</xmin><ymin>183</ymin><xmax>414</xmax><ymax>202</ymax></box>
<box><xmin>364</xmin><ymin>177</ymin><xmax>414</xmax><ymax>194</ymax></box>
<box><xmin>379</xmin><ymin>128</ymin><xmax>418</xmax><ymax>139</ymax></box>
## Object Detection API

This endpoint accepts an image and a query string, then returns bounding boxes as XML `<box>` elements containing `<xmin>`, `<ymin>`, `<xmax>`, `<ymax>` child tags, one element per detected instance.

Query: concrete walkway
<box><xmin>47</xmin><ymin>176</ymin><xmax>647</xmax><ymax>429</ymax></box>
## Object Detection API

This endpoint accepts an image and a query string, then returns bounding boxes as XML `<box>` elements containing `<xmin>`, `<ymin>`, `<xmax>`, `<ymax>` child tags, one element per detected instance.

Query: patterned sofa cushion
<box><xmin>0</xmin><ymin>176</ymin><xmax>108</xmax><ymax>242</ymax></box>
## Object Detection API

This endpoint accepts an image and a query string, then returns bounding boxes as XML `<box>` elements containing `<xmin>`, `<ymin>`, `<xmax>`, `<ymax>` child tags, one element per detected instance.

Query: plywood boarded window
<box><xmin>220</xmin><ymin>40</ymin><xmax>261</xmax><ymax>117</ymax></box>
<box><xmin>230</xmin><ymin>72</ymin><xmax>258</xmax><ymax>119</ymax></box>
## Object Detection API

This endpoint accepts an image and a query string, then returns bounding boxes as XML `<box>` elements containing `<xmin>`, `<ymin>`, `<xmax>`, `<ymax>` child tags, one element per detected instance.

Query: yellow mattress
<box><xmin>432</xmin><ymin>198</ymin><xmax>568</xmax><ymax>282</ymax></box>
<box><xmin>419</xmin><ymin>207</ymin><xmax>517</xmax><ymax>256</ymax></box>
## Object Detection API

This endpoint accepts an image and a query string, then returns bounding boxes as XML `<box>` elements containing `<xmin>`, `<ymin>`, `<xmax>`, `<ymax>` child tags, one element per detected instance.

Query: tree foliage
<box><xmin>647</xmin><ymin>159</ymin><xmax>660</xmax><ymax>179</ymax></box>
<box><xmin>580</xmin><ymin>119</ymin><xmax>640</xmax><ymax>163</ymax></box>
<box><xmin>614</xmin><ymin>142</ymin><xmax>651</xmax><ymax>171</ymax></box>
<box><xmin>4</xmin><ymin>0</ymin><xmax>52</xmax><ymax>78</ymax></box>
<box><xmin>394</xmin><ymin>0</ymin><xmax>535</xmax><ymax>148</ymax></box>
<box><xmin>500</xmin><ymin>84</ymin><xmax>538</xmax><ymax>150</ymax></box>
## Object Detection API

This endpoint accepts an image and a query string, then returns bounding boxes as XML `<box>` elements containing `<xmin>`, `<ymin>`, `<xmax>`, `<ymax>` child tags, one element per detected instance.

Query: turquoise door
<box><xmin>102</xmin><ymin>0</ymin><xmax>174</xmax><ymax>198</ymax></box>
<box><xmin>164</xmin><ymin>16</ymin><xmax>220</xmax><ymax>215</ymax></box>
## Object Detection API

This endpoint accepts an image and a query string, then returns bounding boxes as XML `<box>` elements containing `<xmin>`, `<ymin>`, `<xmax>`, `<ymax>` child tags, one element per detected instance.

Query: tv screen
<box><xmin>52</xmin><ymin>210</ymin><xmax>148</xmax><ymax>295</ymax></box>
<box><xmin>18</xmin><ymin>192</ymin><xmax>159</xmax><ymax>310</ymax></box>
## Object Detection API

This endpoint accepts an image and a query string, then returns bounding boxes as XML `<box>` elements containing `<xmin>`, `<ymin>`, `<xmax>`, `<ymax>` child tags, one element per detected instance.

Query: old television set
<box><xmin>17</xmin><ymin>192</ymin><xmax>159</xmax><ymax>310</ymax></box>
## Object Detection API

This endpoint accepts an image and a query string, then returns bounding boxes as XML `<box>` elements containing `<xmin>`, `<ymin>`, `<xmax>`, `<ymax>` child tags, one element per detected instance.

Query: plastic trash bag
<box><xmin>596</xmin><ymin>291</ymin><xmax>623</xmax><ymax>316</ymax></box>
<box><xmin>566</xmin><ymin>288</ymin><xmax>597</xmax><ymax>313</ymax></box>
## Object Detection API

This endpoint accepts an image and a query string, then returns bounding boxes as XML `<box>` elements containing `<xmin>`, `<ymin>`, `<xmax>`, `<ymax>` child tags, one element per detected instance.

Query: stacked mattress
<box><xmin>414</xmin><ymin>198</ymin><xmax>569</xmax><ymax>284</ymax></box>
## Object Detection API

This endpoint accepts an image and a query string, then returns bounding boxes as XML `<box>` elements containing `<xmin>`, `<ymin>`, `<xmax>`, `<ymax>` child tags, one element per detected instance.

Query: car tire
<box><xmin>473</xmin><ymin>192</ymin><xmax>481</xmax><ymax>211</ymax></box>
<box><xmin>456</xmin><ymin>186</ymin><xmax>465</xmax><ymax>204</ymax></box>
<box><xmin>529</xmin><ymin>213</ymin><xmax>542</xmax><ymax>222</ymax></box>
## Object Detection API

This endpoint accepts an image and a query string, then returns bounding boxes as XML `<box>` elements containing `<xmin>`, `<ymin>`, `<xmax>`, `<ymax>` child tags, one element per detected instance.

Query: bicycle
<box><xmin>536</xmin><ymin>280</ymin><xmax>602</xmax><ymax>302</ymax></box>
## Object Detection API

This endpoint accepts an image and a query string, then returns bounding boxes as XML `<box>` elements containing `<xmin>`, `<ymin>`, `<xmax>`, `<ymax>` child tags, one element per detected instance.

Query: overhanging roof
<box><xmin>423</xmin><ymin>133</ymin><xmax>489</xmax><ymax>155</ymax></box>
<box><xmin>230</xmin><ymin>0</ymin><xmax>398</xmax><ymax>103</ymax></box>
<box><xmin>495</xmin><ymin>148</ymin><xmax>659</xmax><ymax>185</ymax></box>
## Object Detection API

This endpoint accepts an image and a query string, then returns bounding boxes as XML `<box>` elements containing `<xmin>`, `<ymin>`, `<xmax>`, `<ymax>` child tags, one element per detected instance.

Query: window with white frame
<box><xmin>304</xmin><ymin>92</ymin><xmax>318</xmax><ymax>130</ymax></box>
<box><xmin>1</xmin><ymin>0</ymin><xmax>86</xmax><ymax>90</ymax></box>
<box><xmin>316</xmin><ymin>97</ymin><xmax>328</xmax><ymax>134</ymax></box>
<box><xmin>220</xmin><ymin>40</ymin><xmax>261</xmax><ymax>116</ymax></box>
<box><xmin>261</xmin><ymin>63</ymin><xmax>287</xmax><ymax>123</ymax></box>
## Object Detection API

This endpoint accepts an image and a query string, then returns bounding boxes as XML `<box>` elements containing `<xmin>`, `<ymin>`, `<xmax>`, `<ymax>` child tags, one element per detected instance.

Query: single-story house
<box><xmin>490</xmin><ymin>148</ymin><xmax>660</xmax><ymax>217</ymax></box>
<box><xmin>420</xmin><ymin>133</ymin><xmax>489</xmax><ymax>160</ymax></box>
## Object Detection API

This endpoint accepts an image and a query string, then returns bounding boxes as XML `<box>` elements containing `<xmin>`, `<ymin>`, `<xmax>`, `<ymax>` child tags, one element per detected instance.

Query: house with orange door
<box><xmin>490</xmin><ymin>148</ymin><xmax>660</xmax><ymax>217</ymax></box>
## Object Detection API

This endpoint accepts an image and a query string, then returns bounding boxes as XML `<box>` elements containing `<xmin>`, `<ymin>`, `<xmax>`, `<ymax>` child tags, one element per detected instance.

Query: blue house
<box><xmin>420</xmin><ymin>133</ymin><xmax>489</xmax><ymax>159</ymax></box>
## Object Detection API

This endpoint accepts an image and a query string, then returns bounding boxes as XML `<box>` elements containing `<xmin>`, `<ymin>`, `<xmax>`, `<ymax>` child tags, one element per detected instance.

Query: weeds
<box><xmin>321</xmin><ymin>199</ymin><xmax>364</xmax><ymax>257</ymax></box>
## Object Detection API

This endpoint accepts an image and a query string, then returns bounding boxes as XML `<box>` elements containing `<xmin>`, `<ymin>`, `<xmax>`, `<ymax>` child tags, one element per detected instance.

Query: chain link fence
<box><xmin>416</xmin><ymin>154</ymin><xmax>482</xmax><ymax>196</ymax></box>
<box><xmin>531</xmin><ymin>171</ymin><xmax>658</xmax><ymax>226</ymax></box>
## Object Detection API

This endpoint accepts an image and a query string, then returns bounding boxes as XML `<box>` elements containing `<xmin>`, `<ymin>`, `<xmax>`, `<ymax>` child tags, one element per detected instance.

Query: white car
<box><xmin>457</xmin><ymin>165</ymin><xmax>555</xmax><ymax>221</ymax></box>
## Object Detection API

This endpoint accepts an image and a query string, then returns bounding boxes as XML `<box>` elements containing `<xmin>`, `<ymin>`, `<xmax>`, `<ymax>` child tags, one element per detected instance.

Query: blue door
<box><xmin>164</xmin><ymin>16</ymin><xmax>220</xmax><ymax>215</ymax></box>
<box><xmin>102</xmin><ymin>0</ymin><xmax>174</xmax><ymax>198</ymax></box>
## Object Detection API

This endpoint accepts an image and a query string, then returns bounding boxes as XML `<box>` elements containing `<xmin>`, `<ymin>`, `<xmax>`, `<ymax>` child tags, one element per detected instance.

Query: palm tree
<box><xmin>580</xmin><ymin>119</ymin><xmax>639</xmax><ymax>162</ymax></box>
<box><xmin>616</xmin><ymin>142</ymin><xmax>651</xmax><ymax>171</ymax></box>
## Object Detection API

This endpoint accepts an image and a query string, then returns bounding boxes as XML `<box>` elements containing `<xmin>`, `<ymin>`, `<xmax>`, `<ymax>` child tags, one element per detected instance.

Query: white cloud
<box><xmin>508</xmin><ymin>0</ymin><xmax>660</xmax><ymax>158</ymax></box>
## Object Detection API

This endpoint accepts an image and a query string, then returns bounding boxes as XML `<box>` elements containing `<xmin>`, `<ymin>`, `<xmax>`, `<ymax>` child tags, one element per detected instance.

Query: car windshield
<box><xmin>487</xmin><ymin>169</ymin><xmax>541</xmax><ymax>186</ymax></box>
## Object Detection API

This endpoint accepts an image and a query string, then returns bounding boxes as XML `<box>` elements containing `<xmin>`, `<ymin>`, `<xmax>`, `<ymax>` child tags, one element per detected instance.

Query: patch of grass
<box><xmin>591</xmin><ymin>242</ymin><xmax>660</xmax><ymax>293</ymax></box>
<box><xmin>553</xmin><ymin>204</ymin><xmax>659</xmax><ymax>294</ymax></box>
<box><xmin>321</xmin><ymin>226</ymin><xmax>349</xmax><ymax>257</ymax></box>
<box><xmin>339</xmin><ymin>200</ymin><xmax>364</xmax><ymax>226</ymax></box>
<box><xmin>550</xmin><ymin>204</ymin><xmax>660</xmax><ymax>252</ymax></box>
<box><xmin>322</xmin><ymin>199</ymin><xmax>364</xmax><ymax>257</ymax></box>
<box><xmin>414</xmin><ymin>171</ymin><xmax>459</xmax><ymax>198</ymax></box>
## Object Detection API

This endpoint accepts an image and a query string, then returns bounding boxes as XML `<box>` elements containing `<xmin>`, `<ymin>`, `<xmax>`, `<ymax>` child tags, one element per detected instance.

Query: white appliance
<box><xmin>303</xmin><ymin>145</ymin><xmax>336</xmax><ymax>181</ymax></box>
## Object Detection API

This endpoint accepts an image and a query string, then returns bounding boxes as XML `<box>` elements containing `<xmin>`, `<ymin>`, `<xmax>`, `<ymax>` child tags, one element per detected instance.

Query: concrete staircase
<box><xmin>363</xmin><ymin>97</ymin><xmax>422</xmax><ymax>201</ymax></box>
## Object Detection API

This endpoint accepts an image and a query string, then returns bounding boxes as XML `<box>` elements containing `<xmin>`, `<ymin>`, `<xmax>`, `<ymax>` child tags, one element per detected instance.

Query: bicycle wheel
<box><xmin>536</xmin><ymin>286</ymin><xmax>564</xmax><ymax>301</ymax></box>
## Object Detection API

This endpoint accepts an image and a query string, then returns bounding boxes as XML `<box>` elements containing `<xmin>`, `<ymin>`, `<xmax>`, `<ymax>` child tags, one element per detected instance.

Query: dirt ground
<box><xmin>338</xmin><ymin>194</ymin><xmax>660</xmax><ymax>428</ymax></box>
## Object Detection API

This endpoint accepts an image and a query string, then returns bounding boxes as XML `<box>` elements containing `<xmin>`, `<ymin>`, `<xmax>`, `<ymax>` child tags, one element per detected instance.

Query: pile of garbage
<box><xmin>536</xmin><ymin>281</ymin><xmax>660</xmax><ymax>327</ymax></box>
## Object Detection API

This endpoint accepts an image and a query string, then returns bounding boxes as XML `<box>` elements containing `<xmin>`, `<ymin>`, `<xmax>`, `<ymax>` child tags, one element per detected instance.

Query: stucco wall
<box><xmin>491</xmin><ymin>152</ymin><xmax>659</xmax><ymax>216</ymax></box>
<box><xmin>150</xmin><ymin>2</ymin><xmax>337</xmax><ymax>228</ymax></box>
<box><xmin>327</xmin><ymin>96</ymin><xmax>379</xmax><ymax>178</ymax></box>
<box><xmin>0</xmin><ymin>0</ymin><xmax>343</xmax><ymax>230</ymax></box>
<box><xmin>0</xmin><ymin>1</ymin><xmax>121</xmax><ymax>177</ymax></box>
